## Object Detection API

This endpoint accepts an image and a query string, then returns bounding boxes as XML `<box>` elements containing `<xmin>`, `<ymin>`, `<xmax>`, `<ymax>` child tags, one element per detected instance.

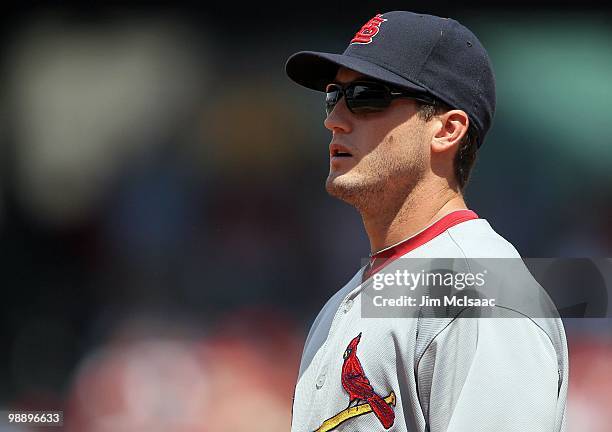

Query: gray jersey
<box><xmin>291</xmin><ymin>213</ymin><xmax>568</xmax><ymax>432</ymax></box>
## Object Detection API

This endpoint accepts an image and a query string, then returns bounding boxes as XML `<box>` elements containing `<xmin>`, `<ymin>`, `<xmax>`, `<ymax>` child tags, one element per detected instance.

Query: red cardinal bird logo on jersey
<box><xmin>341</xmin><ymin>333</ymin><xmax>395</xmax><ymax>429</ymax></box>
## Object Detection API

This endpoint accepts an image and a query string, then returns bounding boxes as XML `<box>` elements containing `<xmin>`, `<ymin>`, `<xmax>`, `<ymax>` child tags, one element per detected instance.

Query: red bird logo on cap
<box><xmin>351</xmin><ymin>14</ymin><xmax>387</xmax><ymax>44</ymax></box>
<box><xmin>341</xmin><ymin>333</ymin><xmax>395</xmax><ymax>429</ymax></box>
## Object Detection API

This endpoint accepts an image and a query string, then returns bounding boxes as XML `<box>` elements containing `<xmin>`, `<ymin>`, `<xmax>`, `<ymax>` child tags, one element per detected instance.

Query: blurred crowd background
<box><xmin>0</xmin><ymin>2</ymin><xmax>610</xmax><ymax>431</ymax></box>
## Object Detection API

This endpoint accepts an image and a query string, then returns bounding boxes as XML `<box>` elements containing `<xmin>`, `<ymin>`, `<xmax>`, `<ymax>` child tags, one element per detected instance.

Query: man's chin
<box><xmin>325</xmin><ymin>171</ymin><xmax>346</xmax><ymax>191</ymax></box>
<box><xmin>325</xmin><ymin>170</ymin><xmax>390</xmax><ymax>211</ymax></box>
<box><xmin>325</xmin><ymin>172</ymin><xmax>364</xmax><ymax>204</ymax></box>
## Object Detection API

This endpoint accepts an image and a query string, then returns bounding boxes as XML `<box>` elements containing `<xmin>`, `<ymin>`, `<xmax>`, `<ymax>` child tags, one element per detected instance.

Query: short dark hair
<box><xmin>417</xmin><ymin>101</ymin><xmax>479</xmax><ymax>190</ymax></box>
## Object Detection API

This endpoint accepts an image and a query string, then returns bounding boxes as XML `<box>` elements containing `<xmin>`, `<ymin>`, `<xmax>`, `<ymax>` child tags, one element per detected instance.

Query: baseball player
<box><xmin>284</xmin><ymin>11</ymin><xmax>568</xmax><ymax>432</ymax></box>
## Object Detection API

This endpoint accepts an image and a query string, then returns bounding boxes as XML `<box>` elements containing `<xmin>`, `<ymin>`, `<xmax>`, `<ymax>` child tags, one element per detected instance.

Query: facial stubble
<box><xmin>325</xmin><ymin>133</ymin><xmax>427</xmax><ymax>215</ymax></box>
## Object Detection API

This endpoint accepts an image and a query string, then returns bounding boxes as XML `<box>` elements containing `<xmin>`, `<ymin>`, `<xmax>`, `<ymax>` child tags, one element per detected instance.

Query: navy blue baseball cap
<box><xmin>285</xmin><ymin>11</ymin><xmax>496</xmax><ymax>148</ymax></box>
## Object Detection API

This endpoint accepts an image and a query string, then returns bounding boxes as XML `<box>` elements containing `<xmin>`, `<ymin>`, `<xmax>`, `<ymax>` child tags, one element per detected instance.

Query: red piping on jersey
<box><xmin>363</xmin><ymin>209</ymin><xmax>479</xmax><ymax>281</ymax></box>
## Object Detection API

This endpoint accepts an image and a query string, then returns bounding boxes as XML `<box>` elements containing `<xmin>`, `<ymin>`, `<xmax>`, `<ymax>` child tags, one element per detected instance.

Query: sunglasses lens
<box><xmin>325</xmin><ymin>84</ymin><xmax>342</xmax><ymax>115</ymax></box>
<box><xmin>346</xmin><ymin>83</ymin><xmax>391</xmax><ymax>113</ymax></box>
<box><xmin>324</xmin><ymin>82</ymin><xmax>394</xmax><ymax>115</ymax></box>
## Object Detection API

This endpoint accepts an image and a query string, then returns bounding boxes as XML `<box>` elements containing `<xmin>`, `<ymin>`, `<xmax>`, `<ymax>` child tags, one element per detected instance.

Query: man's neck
<box><xmin>361</xmin><ymin>184</ymin><xmax>467</xmax><ymax>255</ymax></box>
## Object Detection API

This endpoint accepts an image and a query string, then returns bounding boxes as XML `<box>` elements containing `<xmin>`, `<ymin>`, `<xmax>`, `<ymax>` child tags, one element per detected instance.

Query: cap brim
<box><xmin>285</xmin><ymin>51</ymin><xmax>427</xmax><ymax>93</ymax></box>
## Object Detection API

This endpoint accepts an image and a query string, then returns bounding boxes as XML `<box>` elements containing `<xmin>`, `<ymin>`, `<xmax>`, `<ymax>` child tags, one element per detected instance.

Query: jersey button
<box><xmin>315</xmin><ymin>371</ymin><xmax>327</xmax><ymax>389</ymax></box>
<box><xmin>343</xmin><ymin>299</ymin><xmax>353</xmax><ymax>313</ymax></box>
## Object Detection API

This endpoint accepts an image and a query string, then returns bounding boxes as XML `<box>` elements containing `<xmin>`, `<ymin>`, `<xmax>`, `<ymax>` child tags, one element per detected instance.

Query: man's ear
<box><xmin>431</xmin><ymin>110</ymin><xmax>469</xmax><ymax>154</ymax></box>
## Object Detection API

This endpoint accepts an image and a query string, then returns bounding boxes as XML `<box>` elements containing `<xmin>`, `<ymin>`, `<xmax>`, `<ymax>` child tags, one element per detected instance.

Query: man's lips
<box><xmin>329</xmin><ymin>142</ymin><xmax>354</xmax><ymax>158</ymax></box>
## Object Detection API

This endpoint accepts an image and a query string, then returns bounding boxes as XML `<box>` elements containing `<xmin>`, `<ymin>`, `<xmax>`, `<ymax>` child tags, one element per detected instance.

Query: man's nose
<box><xmin>324</xmin><ymin>97</ymin><xmax>352</xmax><ymax>134</ymax></box>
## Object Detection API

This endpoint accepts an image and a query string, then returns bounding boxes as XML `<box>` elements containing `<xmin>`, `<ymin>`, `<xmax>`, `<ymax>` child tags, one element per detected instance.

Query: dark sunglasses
<box><xmin>325</xmin><ymin>80</ymin><xmax>436</xmax><ymax>116</ymax></box>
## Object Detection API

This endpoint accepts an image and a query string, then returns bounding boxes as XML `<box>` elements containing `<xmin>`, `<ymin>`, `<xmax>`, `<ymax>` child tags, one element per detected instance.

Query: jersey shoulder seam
<box><xmin>415</xmin><ymin>305</ymin><xmax>559</xmax><ymax>373</ymax></box>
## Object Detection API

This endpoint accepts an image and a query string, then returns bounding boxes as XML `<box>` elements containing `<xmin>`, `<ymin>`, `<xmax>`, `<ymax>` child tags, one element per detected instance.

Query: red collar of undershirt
<box><xmin>363</xmin><ymin>209</ymin><xmax>479</xmax><ymax>280</ymax></box>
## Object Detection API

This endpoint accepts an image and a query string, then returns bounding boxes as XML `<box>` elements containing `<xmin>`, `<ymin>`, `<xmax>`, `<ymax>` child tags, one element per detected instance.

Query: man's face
<box><xmin>324</xmin><ymin>67</ymin><xmax>431</xmax><ymax>210</ymax></box>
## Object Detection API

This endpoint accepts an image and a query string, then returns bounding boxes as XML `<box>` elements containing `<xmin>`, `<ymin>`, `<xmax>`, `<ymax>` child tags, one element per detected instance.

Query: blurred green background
<box><xmin>0</xmin><ymin>2</ymin><xmax>610</xmax><ymax>431</ymax></box>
